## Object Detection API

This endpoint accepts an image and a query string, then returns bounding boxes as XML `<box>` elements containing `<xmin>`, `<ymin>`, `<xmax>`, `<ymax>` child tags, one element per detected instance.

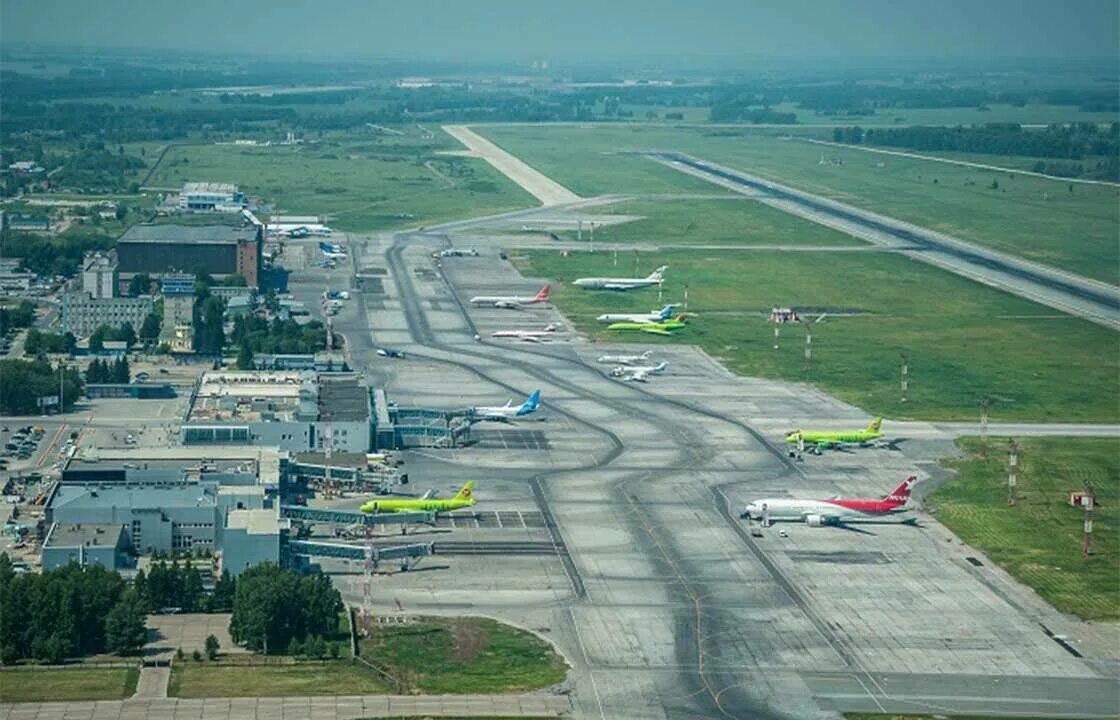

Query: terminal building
<box><xmin>180</xmin><ymin>371</ymin><xmax>372</xmax><ymax>453</ymax></box>
<box><xmin>116</xmin><ymin>224</ymin><xmax>263</xmax><ymax>289</ymax></box>
<box><xmin>179</xmin><ymin>183</ymin><xmax>246</xmax><ymax>213</ymax></box>
<box><xmin>41</xmin><ymin>523</ymin><xmax>133</xmax><ymax>571</ymax></box>
<box><xmin>61</xmin><ymin>291</ymin><xmax>153</xmax><ymax>337</ymax></box>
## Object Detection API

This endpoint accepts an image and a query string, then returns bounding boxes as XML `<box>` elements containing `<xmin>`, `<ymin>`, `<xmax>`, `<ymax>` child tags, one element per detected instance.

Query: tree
<box><xmin>236</xmin><ymin>341</ymin><xmax>254</xmax><ymax>371</ymax></box>
<box><xmin>222</xmin><ymin>273</ymin><xmax>247</xmax><ymax>287</ymax></box>
<box><xmin>105</xmin><ymin>591</ymin><xmax>148</xmax><ymax>656</ymax></box>
<box><xmin>119</xmin><ymin>322</ymin><xmax>136</xmax><ymax>349</ymax></box>
<box><xmin>128</xmin><ymin>274</ymin><xmax>152</xmax><ymax>297</ymax></box>
<box><xmin>210</xmin><ymin>570</ymin><xmax>236</xmax><ymax>612</ymax></box>
<box><xmin>204</xmin><ymin>634</ymin><xmax>219</xmax><ymax>661</ymax></box>
<box><xmin>89</xmin><ymin>325</ymin><xmax>109</xmax><ymax>352</ymax></box>
<box><xmin>139</xmin><ymin>313</ymin><xmax>161</xmax><ymax>345</ymax></box>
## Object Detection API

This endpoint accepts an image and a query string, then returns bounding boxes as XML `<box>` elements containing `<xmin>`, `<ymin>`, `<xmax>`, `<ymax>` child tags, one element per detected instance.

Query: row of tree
<box><xmin>0</xmin><ymin>556</ymin><xmax>147</xmax><ymax>664</ymax></box>
<box><xmin>0</xmin><ymin>358</ymin><xmax>83</xmax><ymax>414</ymax></box>
<box><xmin>85</xmin><ymin>356</ymin><xmax>131</xmax><ymax>384</ymax></box>
<box><xmin>134</xmin><ymin>561</ymin><xmax>235</xmax><ymax>613</ymax></box>
<box><xmin>229</xmin><ymin>564</ymin><xmax>342</xmax><ymax>654</ymax></box>
<box><xmin>24</xmin><ymin>329</ymin><xmax>76</xmax><ymax>356</ymax></box>
<box><xmin>0</xmin><ymin>229</ymin><xmax>115</xmax><ymax>278</ymax></box>
<box><xmin>0</xmin><ymin>301</ymin><xmax>36</xmax><ymax>335</ymax></box>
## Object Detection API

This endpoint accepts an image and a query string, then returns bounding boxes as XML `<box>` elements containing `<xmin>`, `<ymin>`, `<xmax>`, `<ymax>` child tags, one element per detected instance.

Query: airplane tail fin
<box><xmin>654</xmin><ymin>362</ymin><xmax>668</xmax><ymax>372</ymax></box>
<box><xmin>517</xmin><ymin>390</ymin><xmax>541</xmax><ymax>415</ymax></box>
<box><xmin>657</xmin><ymin>304</ymin><xmax>676</xmax><ymax>320</ymax></box>
<box><xmin>647</xmin><ymin>265</ymin><xmax>668</xmax><ymax>281</ymax></box>
<box><xmin>867</xmin><ymin>417</ymin><xmax>883</xmax><ymax>433</ymax></box>
<box><xmin>533</xmin><ymin>284</ymin><xmax>551</xmax><ymax>302</ymax></box>
<box><xmin>884</xmin><ymin>476</ymin><xmax>915</xmax><ymax>504</ymax></box>
<box><xmin>640</xmin><ymin>350</ymin><xmax>653</xmax><ymax>359</ymax></box>
<box><xmin>454</xmin><ymin>481</ymin><xmax>476</xmax><ymax>503</ymax></box>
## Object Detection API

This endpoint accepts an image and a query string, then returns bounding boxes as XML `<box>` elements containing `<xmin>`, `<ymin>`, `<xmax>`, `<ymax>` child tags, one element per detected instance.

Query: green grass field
<box><xmin>767</xmin><ymin>101</ymin><xmax>1120</xmax><ymax>127</ymax></box>
<box><xmin>0</xmin><ymin>666</ymin><xmax>139</xmax><ymax>702</ymax></box>
<box><xmin>516</xmin><ymin>248</ymin><xmax>1119</xmax><ymax>422</ymax></box>
<box><xmin>585</xmin><ymin>198</ymin><xmax>864</xmax><ymax>247</ymax></box>
<box><xmin>845</xmin><ymin>715</ymin><xmax>1080</xmax><ymax>720</ymax></box>
<box><xmin>360</xmin><ymin>617</ymin><xmax>568</xmax><ymax>694</ymax></box>
<box><xmin>167</xmin><ymin>661</ymin><xmax>391</xmax><ymax>698</ymax></box>
<box><xmin>934</xmin><ymin>437</ymin><xmax>1119</xmax><ymax>621</ymax></box>
<box><xmin>480</xmin><ymin>125</ymin><xmax>1120</xmax><ymax>284</ymax></box>
<box><xmin>144</xmin><ymin>129</ymin><xmax>535</xmax><ymax>232</ymax></box>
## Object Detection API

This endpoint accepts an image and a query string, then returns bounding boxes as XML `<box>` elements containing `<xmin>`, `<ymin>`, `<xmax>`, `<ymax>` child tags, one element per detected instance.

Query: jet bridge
<box><xmin>280</xmin><ymin>505</ymin><xmax>434</xmax><ymax>527</ymax></box>
<box><xmin>287</xmin><ymin>539</ymin><xmax>433</xmax><ymax>570</ymax></box>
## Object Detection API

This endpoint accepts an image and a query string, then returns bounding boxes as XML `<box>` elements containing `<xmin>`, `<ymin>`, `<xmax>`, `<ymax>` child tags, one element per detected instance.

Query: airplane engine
<box><xmin>803</xmin><ymin>514</ymin><xmax>838</xmax><ymax>527</ymax></box>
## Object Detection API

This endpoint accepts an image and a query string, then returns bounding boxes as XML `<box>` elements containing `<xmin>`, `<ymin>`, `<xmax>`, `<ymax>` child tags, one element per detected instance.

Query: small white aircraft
<box><xmin>469</xmin><ymin>285</ymin><xmax>551</xmax><ymax>310</ymax></box>
<box><xmin>491</xmin><ymin>324</ymin><xmax>560</xmax><ymax>342</ymax></box>
<box><xmin>610</xmin><ymin>361</ymin><xmax>669</xmax><ymax>382</ymax></box>
<box><xmin>596</xmin><ymin>350</ymin><xmax>653</xmax><ymax>365</ymax></box>
<box><xmin>470</xmin><ymin>390</ymin><xmax>542</xmax><ymax>422</ymax></box>
<box><xmin>596</xmin><ymin>304</ymin><xmax>676</xmax><ymax>323</ymax></box>
<box><xmin>573</xmin><ymin>266</ymin><xmax>667</xmax><ymax>291</ymax></box>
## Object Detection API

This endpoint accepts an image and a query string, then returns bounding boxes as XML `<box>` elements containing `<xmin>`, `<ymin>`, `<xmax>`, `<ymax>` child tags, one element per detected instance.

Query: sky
<box><xmin>2</xmin><ymin>0</ymin><xmax>1117</xmax><ymax>65</ymax></box>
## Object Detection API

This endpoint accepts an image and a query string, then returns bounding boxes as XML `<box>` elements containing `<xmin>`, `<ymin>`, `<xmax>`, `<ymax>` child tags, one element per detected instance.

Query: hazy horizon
<box><xmin>2</xmin><ymin>0</ymin><xmax>1117</xmax><ymax>66</ymax></box>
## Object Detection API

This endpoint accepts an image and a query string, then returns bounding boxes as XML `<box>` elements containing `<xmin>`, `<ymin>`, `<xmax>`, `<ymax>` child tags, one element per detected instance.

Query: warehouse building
<box><xmin>181</xmin><ymin>371</ymin><xmax>371</xmax><ymax>452</ymax></box>
<box><xmin>116</xmin><ymin>224</ymin><xmax>263</xmax><ymax>289</ymax></box>
<box><xmin>41</xmin><ymin>523</ymin><xmax>133</xmax><ymax>571</ymax></box>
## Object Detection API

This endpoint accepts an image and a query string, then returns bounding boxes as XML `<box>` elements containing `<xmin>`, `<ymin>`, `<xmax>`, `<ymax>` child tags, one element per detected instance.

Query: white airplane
<box><xmin>573</xmin><ymin>266</ymin><xmax>667</xmax><ymax>291</ymax></box>
<box><xmin>470</xmin><ymin>390</ymin><xmax>541</xmax><ymax>422</ymax></box>
<box><xmin>610</xmin><ymin>361</ymin><xmax>668</xmax><ymax>382</ymax></box>
<box><xmin>596</xmin><ymin>350</ymin><xmax>652</xmax><ymax>365</ymax></box>
<box><xmin>741</xmin><ymin>477</ymin><xmax>916</xmax><ymax>528</ymax></box>
<box><xmin>319</xmin><ymin>241</ymin><xmax>347</xmax><ymax>259</ymax></box>
<box><xmin>469</xmin><ymin>285</ymin><xmax>550</xmax><ymax>310</ymax></box>
<box><xmin>596</xmin><ymin>304</ymin><xmax>676</xmax><ymax>324</ymax></box>
<box><xmin>491</xmin><ymin>324</ymin><xmax>560</xmax><ymax>342</ymax></box>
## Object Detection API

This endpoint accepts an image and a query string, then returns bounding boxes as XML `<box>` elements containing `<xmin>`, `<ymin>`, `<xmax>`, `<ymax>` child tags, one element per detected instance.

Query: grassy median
<box><xmin>934</xmin><ymin>437</ymin><xmax>1120</xmax><ymax>621</ymax></box>
<box><xmin>167</xmin><ymin>661</ymin><xmax>391</xmax><ymax>698</ymax></box>
<box><xmin>0</xmin><ymin>666</ymin><xmax>139</xmax><ymax>702</ymax></box>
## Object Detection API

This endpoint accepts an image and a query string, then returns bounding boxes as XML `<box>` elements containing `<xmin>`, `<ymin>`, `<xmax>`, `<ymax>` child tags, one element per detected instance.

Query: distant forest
<box><xmin>832</xmin><ymin>123</ymin><xmax>1120</xmax><ymax>181</ymax></box>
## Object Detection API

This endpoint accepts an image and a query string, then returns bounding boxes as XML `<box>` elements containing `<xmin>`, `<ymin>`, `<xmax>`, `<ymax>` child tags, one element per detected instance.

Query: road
<box><xmin>648</xmin><ymin>151</ymin><xmax>1120</xmax><ymax>330</ymax></box>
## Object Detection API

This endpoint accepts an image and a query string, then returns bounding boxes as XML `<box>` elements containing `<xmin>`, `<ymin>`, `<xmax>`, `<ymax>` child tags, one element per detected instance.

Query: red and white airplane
<box><xmin>741</xmin><ymin>476</ymin><xmax>916</xmax><ymax>527</ymax></box>
<box><xmin>469</xmin><ymin>284</ymin><xmax>550</xmax><ymax>310</ymax></box>
<box><xmin>491</xmin><ymin>324</ymin><xmax>560</xmax><ymax>342</ymax></box>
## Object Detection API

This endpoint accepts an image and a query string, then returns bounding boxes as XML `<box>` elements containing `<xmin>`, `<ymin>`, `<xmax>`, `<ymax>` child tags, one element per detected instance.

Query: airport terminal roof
<box><xmin>182</xmin><ymin>182</ymin><xmax>237</xmax><ymax>194</ymax></box>
<box><xmin>50</xmin><ymin>483</ymin><xmax>219</xmax><ymax>511</ymax></box>
<box><xmin>44</xmin><ymin>523</ymin><xmax>127</xmax><ymax>549</ymax></box>
<box><xmin>118</xmin><ymin>224</ymin><xmax>258</xmax><ymax>245</ymax></box>
<box><xmin>71</xmin><ymin>447</ymin><xmax>285</xmax><ymax>488</ymax></box>
<box><xmin>226</xmin><ymin>508</ymin><xmax>289</xmax><ymax>535</ymax></box>
<box><xmin>318</xmin><ymin>375</ymin><xmax>369</xmax><ymax>422</ymax></box>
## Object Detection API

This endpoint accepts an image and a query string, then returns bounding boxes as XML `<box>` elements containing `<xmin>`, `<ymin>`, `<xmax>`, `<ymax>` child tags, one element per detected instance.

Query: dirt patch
<box><xmin>449</xmin><ymin>619</ymin><xmax>489</xmax><ymax>662</ymax></box>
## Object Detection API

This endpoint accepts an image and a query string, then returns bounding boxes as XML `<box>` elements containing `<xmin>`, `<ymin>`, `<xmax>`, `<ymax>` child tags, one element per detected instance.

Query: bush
<box><xmin>191</xmin><ymin>649</ymin><xmax>202</xmax><ymax>662</ymax></box>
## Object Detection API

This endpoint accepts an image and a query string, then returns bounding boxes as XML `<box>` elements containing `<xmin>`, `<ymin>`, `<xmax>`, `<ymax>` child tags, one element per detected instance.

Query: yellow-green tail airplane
<box><xmin>786</xmin><ymin>418</ymin><xmax>882</xmax><ymax>453</ymax></box>
<box><xmin>607</xmin><ymin>315</ymin><xmax>688</xmax><ymax>336</ymax></box>
<box><xmin>359</xmin><ymin>481</ymin><xmax>476</xmax><ymax>514</ymax></box>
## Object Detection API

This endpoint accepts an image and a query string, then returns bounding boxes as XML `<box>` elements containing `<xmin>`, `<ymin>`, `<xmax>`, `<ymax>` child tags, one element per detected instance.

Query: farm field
<box><xmin>480</xmin><ymin>125</ymin><xmax>1120</xmax><ymax>284</ymax></box>
<box><xmin>515</xmin><ymin>248</ymin><xmax>1120</xmax><ymax>422</ymax></box>
<box><xmin>144</xmin><ymin>129</ymin><xmax>535</xmax><ymax>232</ymax></box>
<box><xmin>934</xmin><ymin>437</ymin><xmax>1120</xmax><ymax>621</ymax></box>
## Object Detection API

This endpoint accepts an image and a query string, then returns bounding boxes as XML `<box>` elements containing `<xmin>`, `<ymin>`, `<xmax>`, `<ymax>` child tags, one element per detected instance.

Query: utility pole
<box><xmin>577</xmin><ymin>220</ymin><xmax>582</xmax><ymax>242</ymax></box>
<box><xmin>803</xmin><ymin>324</ymin><xmax>812</xmax><ymax>378</ymax></box>
<box><xmin>1007</xmin><ymin>439</ymin><xmax>1018</xmax><ymax>506</ymax></box>
<box><xmin>1082</xmin><ymin>481</ymin><xmax>1095</xmax><ymax>558</ymax></box>
<box><xmin>900</xmin><ymin>353</ymin><xmax>909</xmax><ymax>404</ymax></box>
<box><xmin>58</xmin><ymin>362</ymin><xmax>64</xmax><ymax>414</ymax></box>
<box><xmin>612</xmin><ymin>246</ymin><xmax>617</xmax><ymax>267</ymax></box>
<box><xmin>589</xmin><ymin>222</ymin><xmax>594</xmax><ymax>253</ymax></box>
<box><xmin>682</xmin><ymin>285</ymin><xmax>688</xmax><ymax>312</ymax></box>
<box><xmin>772</xmin><ymin>317</ymin><xmax>780</xmax><ymax>350</ymax></box>
<box><xmin>979</xmin><ymin>397</ymin><xmax>992</xmax><ymax>458</ymax></box>
<box><xmin>633</xmin><ymin>249</ymin><xmax>639</xmax><ymax>276</ymax></box>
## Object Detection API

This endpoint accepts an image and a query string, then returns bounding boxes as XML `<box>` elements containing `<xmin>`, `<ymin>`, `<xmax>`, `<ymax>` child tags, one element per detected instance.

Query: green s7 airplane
<box><xmin>607</xmin><ymin>315</ymin><xmax>688</xmax><ymax>336</ymax></box>
<box><xmin>786</xmin><ymin>418</ymin><xmax>882</xmax><ymax>454</ymax></box>
<box><xmin>360</xmin><ymin>481</ymin><xmax>476</xmax><ymax>514</ymax></box>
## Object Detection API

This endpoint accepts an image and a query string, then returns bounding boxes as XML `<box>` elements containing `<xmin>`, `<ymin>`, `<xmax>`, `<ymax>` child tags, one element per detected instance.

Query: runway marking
<box><xmin>568</xmin><ymin>607</ymin><xmax>607</xmax><ymax>720</ymax></box>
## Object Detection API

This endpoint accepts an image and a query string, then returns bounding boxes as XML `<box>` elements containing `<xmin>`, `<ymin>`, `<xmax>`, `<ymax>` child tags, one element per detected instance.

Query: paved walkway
<box><xmin>0</xmin><ymin>693</ymin><xmax>570</xmax><ymax>719</ymax></box>
<box><xmin>130</xmin><ymin>667</ymin><xmax>169</xmax><ymax>699</ymax></box>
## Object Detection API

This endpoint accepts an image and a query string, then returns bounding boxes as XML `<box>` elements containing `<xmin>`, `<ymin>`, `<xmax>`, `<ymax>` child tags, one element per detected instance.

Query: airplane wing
<box><xmin>420</xmin><ymin>489</ymin><xmax>436</xmax><ymax>500</ymax></box>
<box><xmin>640</xmin><ymin>327</ymin><xmax>673</xmax><ymax>335</ymax></box>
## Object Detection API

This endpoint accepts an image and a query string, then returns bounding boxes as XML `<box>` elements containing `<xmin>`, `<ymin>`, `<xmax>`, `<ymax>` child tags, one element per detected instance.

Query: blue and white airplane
<box><xmin>471</xmin><ymin>390</ymin><xmax>541</xmax><ymax>422</ymax></box>
<box><xmin>319</xmin><ymin>241</ymin><xmax>347</xmax><ymax>259</ymax></box>
<box><xmin>596</xmin><ymin>304</ymin><xmax>677</xmax><ymax>324</ymax></box>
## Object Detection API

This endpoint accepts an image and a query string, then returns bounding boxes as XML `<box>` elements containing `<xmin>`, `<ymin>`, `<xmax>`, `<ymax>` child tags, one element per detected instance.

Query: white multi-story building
<box><xmin>82</xmin><ymin>251</ymin><xmax>118</xmax><ymax>299</ymax></box>
<box><xmin>178</xmin><ymin>182</ymin><xmax>245</xmax><ymax>212</ymax></box>
<box><xmin>61</xmin><ymin>292</ymin><xmax>153</xmax><ymax>337</ymax></box>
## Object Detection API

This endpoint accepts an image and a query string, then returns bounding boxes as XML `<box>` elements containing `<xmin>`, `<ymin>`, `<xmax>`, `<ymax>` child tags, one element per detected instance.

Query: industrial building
<box><xmin>41</xmin><ymin>523</ymin><xmax>132</xmax><ymax>571</ymax></box>
<box><xmin>178</xmin><ymin>182</ymin><xmax>245</xmax><ymax>213</ymax></box>
<box><xmin>116</xmin><ymin>224</ymin><xmax>263</xmax><ymax>289</ymax></box>
<box><xmin>180</xmin><ymin>371</ymin><xmax>372</xmax><ymax>452</ymax></box>
<box><xmin>84</xmin><ymin>383</ymin><xmax>176</xmax><ymax>399</ymax></box>
<box><xmin>61</xmin><ymin>291</ymin><xmax>153</xmax><ymax>337</ymax></box>
<box><xmin>251</xmin><ymin>352</ymin><xmax>350</xmax><ymax>372</ymax></box>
